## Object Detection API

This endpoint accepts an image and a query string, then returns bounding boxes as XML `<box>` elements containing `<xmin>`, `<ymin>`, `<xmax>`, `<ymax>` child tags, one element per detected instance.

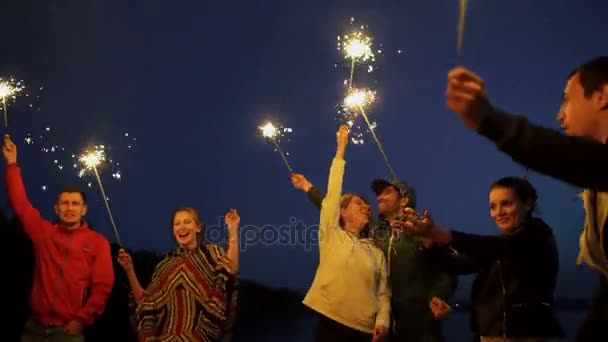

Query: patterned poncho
<box><xmin>134</xmin><ymin>244</ymin><xmax>238</xmax><ymax>342</ymax></box>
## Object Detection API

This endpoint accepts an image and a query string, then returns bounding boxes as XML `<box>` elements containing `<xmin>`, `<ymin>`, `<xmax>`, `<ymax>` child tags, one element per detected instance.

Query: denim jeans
<box><xmin>21</xmin><ymin>318</ymin><xmax>84</xmax><ymax>342</ymax></box>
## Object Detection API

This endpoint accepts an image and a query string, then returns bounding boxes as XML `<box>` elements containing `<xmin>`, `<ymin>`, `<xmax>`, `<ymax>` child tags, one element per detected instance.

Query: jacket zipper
<box><xmin>49</xmin><ymin>233</ymin><xmax>74</xmax><ymax>323</ymax></box>
<box><xmin>497</xmin><ymin>260</ymin><xmax>507</xmax><ymax>341</ymax></box>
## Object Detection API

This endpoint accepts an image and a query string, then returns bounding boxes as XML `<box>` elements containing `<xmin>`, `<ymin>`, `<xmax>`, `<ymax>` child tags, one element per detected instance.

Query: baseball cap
<box><xmin>371</xmin><ymin>178</ymin><xmax>417</xmax><ymax>208</ymax></box>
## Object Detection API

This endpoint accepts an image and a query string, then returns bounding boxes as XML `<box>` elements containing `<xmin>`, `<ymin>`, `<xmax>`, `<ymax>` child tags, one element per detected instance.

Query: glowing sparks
<box><xmin>258</xmin><ymin>120</ymin><xmax>294</xmax><ymax>173</ymax></box>
<box><xmin>259</xmin><ymin>122</ymin><xmax>279</xmax><ymax>140</ymax></box>
<box><xmin>76</xmin><ymin>145</ymin><xmax>106</xmax><ymax>178</ymax></box>
<box><xmin>258</xmin><ymin>121</ymin><xmax>292</xmax><ymax>144</ymax></box>
<box><xmin>0</xmin><ymin>77</ymin><xmax>25</xmax><ymax>127</ymax></box>
<box><xmin>75</xmin><ymin>144</ymin><xmax>122</xmax><ymax>245</ymax></box>
<box><xmin>339</xmin><ymin>32</ymin><xmax>375</xmax><ymax>63</ymax></box>
<box><xmin>0</xmin><ymin>78</ymin><xmax>23</xmax><ymax>99</ymax></box>
<box><xmin>344</xmin><ymin>88</ymin><xmax>376</xmax><ymax>110</ymax></box>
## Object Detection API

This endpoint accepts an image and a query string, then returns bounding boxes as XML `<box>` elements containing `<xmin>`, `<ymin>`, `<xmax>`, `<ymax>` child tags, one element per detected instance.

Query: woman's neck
<box><xmin>180</xmin><ymin>241</ymin><xmax>198</xmax><ymax>251</ymax></box>
<box><xmin>343</xmin><ymin>222</ymin><xmax>361</xmax><ymax>237</ymax></box>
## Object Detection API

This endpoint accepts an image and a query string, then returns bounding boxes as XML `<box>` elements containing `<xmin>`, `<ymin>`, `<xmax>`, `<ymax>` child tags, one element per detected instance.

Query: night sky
<box><xmin>1</xmin><ymin>0</ymin><xmax>605</xmax><ymax>299</ymax></box>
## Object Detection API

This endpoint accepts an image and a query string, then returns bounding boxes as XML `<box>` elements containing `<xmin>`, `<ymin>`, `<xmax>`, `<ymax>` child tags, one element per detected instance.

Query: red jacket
<box><xmin>6</xmin><ymin>164</ymin><xmax>115</xmax><ymax>326</ymax></box>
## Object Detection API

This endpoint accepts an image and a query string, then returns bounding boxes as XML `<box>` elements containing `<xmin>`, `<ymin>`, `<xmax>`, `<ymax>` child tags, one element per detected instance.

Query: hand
<box><xmin>372</xmin><ymin>325</ymin><xmax>388</xmax><ymax>341</ymax></box>
<box><xmin>401</xmin><ymin>208</ymin><xmax>435</xmax><ymax>237</ymax></box>
<box><xmin>225</xmin><ymin>209</ymin><xmax>240</xmax><ymax>232</ymax></box>
<box><xmin>446</xmin><ymin>67</ymin><xmax>494</xmax><ymax>131</ymax></box>
<box><xmin>2</xmin><ymin>134</ymin><xmax>17</xmax><ymax>165</ymax></box>
<box><xmin>290</xmin><ymin>173</ymin><xmax>313</xmax><ymax>192</ymax></box>
<box><xmin>63</xmin><ymin>319</ymin><xmax>83</xmax><ymax>335</ymax></box>
<box><xmin>336</xmin><ymin>124</ymin><xmax>349</xmax><ymax>151</ymax></box>
<box><xmin>116</xmin><ymin>248</ymin><xmax>134</xmax><ymax>273</ymax></box>
<box><xmin>429</xmin><ymin>296</ymin><xmax>452</xmax><ymax>320</ymax></box>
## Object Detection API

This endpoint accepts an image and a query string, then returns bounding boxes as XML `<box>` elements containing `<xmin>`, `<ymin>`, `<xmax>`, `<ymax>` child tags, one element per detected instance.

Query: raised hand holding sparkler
<box><xmin>258</xmin><ymin>121</ymin><xmax>293</xmax><ymax>173</ymax></box>
<box><xmin>78</xmin><ymin>145</ymin><xmax>122</xmax><ymax>246</ymax></box>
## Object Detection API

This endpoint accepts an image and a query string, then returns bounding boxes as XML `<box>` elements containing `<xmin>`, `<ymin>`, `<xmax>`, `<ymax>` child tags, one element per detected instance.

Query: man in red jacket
<box><xmin>2</xmin><ymin>134</ymin><xmax>115</xmax><ymax>341</ymax></box>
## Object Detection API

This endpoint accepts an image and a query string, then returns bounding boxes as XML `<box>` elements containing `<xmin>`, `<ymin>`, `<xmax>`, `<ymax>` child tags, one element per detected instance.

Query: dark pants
<box><xmin>575</xmin><ymin>274</ymin><xmax>608</xmax><ymax>342</ymax></box>
<box><xmin>391</xmin><ymin>304</ymin><xmax>444</xmax><ymax>342</ymax></box>
<box><xmin>21</xmin><ymin>318</ymin><xmax>84</xmax><ymax>342</ymax></box>
<box><xmin>315</xmin><ymin>314</ymin><xmax>372</xmax><ymax>342</ymax></box>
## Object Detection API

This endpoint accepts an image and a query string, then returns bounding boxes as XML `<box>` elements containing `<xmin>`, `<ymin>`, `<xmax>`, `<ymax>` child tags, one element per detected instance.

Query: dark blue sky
<box><xmin>1</xmin><ymin>0</ymin><xmax>605</xmax><ymax>298</ymax></box>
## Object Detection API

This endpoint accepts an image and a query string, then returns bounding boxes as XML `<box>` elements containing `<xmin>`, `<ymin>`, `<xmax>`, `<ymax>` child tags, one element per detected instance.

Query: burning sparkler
<box><xmin>258</xmin><ymin>121</ymin><xmax>293</xmax><ymax>173</ymax></box>
<box><xmin>0</xmin><ymin>78</ymin><xmax>25</xmax><ymax>128</ymax></box>
<box><xmin>337</xmin><ymin>30</ymin><xmax>375</xmax><ymax>89</ymax></box>
<box><xmin>77</xmin><ymin>145</ymin><xmax>122</xmax><ymax>245</ymax></box>
<box><xmin>343</xmin><ymin>88</ymin><xmax>397</xmax><ymax>180</ymax></box>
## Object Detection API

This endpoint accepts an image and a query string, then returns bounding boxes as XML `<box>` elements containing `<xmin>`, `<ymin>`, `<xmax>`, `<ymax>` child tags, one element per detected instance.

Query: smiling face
<box><xmin>377</xmin><ymin>186</ymin><xmax>401</xmax><ymax>216</ymax></box>
<box><xmin>172</xmin><ymin>209</ymin><xmax>202</xmax><ymax>250</ymax></box>
<box><xmin>489</xmin><ymin>187</ymin><xmax>531</xmax><ymax>233</ymax></box>
<box><xmin>340</xmin><ymin>194</ymin><xmax>372</xmax><ymax>233</ymax></box>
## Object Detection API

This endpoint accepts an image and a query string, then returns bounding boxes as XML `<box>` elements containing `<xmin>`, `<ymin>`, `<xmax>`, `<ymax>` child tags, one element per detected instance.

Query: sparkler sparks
<box><xmin>25</xmin><ymin>126</ymin><xmax>134</xmax><ymax>182</ymax></box>
<box><xmin>258</xmin><ymin>120</ymin><xmax>293</xmax><ymax>173</ymax></box>
<box><xmin>76</xmin><ymin>144</ymin><xmax>122</xmax><ymax>245</ymax></box>
<box><xmin>0</xmin><ymin>77</ymin><xmax>25</xmax><ymax>128</ymax></box>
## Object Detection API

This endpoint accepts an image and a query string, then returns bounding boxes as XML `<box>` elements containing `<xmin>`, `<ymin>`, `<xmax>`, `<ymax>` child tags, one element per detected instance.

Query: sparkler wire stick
<box><xmin>457</xmin><ymin>0</ymin><xmax>468</xmax><ymax>65</ymax></box>
<box><xmin>2</xmin><ymin>97</ymin><xmax>7</xmax><ymax>128</ymax></box>
<box><xmin>272</xmin><ymin>140</ymin><xmax>293</xmax><ymax>173</ymax></box>
<box><xmin>92</xmin><ymin>165</ymin><xmax>122</xmax><ymax>246</ymax></box>
<box><xmin>348</xmin><ymin>58</ymin><xmax>356</xmax><ymax>89</ymax></box>
<box><xmin>357</xmin><ymin>104</ymin><xmax>397</xmax><ymax>181</ymax></box>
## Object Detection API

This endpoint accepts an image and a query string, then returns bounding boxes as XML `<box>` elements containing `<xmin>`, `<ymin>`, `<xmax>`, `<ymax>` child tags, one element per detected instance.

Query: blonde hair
<box><xmin>171</xmin><ymin>207</ymin><xmax>205</xmax><ymax>230</ymax></box>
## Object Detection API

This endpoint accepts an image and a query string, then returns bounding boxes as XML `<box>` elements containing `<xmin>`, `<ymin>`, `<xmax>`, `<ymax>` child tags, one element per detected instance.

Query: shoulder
<box><xmin>202</xmin><ymin>244</ymin><xmax>230</xmax><ymax>261</ymax></box>
<box><xmin>83</xmin><ymin>229</ymin><xmax>112</xmax><ymax>252</ymax></box>
<box><xmin>526</xmin><ymin>217</ymin><xmax>554</xmax><ymax>236</ymax></box>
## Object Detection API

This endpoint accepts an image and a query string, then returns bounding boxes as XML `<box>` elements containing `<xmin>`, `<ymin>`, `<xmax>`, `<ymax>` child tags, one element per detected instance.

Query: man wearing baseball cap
<box><xmin>291</xmin><ymin>173</ymin><xmax>457</xmax><ymax>341</ymax></box>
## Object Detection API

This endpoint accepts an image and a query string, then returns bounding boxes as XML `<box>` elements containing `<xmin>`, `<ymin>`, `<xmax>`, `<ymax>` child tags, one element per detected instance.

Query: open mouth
<box><xmin>177</xmin><ymin>231</ymin><xmax>191</xmax><ymax>239</ymax></box>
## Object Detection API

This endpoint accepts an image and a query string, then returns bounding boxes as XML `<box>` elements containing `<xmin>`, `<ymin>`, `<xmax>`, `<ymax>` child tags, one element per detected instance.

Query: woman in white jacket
<box><xmin>303</xmin><ymin>125</ymin><xmax>391</xmax><ymax>342</ymax></box>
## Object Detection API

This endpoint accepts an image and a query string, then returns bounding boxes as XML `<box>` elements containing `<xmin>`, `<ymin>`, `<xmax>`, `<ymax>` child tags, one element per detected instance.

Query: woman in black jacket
<box><xmin>396</xmin><ymin>177</ymin><xmax>564</xmax><ymax>341</ymax></box>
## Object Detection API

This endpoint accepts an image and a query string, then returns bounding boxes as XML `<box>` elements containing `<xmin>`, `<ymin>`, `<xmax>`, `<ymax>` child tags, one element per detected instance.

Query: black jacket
<box><xmin>430</xmin><ymin>217</ymin><xmax>564</xmax><ymax>338</ymax></box>
<box><xmin>478</xmin><ymin>109</ymin><xmax>608</xmax><ymax>191</ymax></box>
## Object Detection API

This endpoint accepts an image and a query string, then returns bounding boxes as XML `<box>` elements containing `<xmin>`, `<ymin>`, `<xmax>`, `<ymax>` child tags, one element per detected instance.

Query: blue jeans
<box><xmin>21</xmin><ymin>318</ymin><xmax>84</xmax><ymax>342</ymax></box>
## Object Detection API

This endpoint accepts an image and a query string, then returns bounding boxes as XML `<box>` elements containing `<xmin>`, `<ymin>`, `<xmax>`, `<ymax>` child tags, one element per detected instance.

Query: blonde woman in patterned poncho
<box><xmin>117</xmin><ymin>208</ymin><xmax>240</xmax><ymax>342</ymax></box>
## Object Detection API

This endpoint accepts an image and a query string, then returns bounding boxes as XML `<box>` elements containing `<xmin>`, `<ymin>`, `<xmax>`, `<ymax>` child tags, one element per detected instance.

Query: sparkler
<box><xmin>337</xmin><ymin>30</ymin><xmax>375</xmax><ymax>89</ymax></box>
<box><xmin>77</xmin><ymin>145</ymin><xmax>122</xmax><ymax>246</ymax></box>
<box><xmin>0</xmin><ymin>78</ymin><xmax>25</xmax><ymax>128</ymax></box>
<box><xmin>258</xmin><ymin>121</ymin><xmax>293</xmax><ymax>173</ymax></box>
<box><xmin>344</xmin><ymin>88</ymin><xmax>398</xmax><ymax>180</ymax></box>
<box><xmin>457</xmin><ymin>0</ymin><xmax>469</xmax><ymax>64</ymax></box>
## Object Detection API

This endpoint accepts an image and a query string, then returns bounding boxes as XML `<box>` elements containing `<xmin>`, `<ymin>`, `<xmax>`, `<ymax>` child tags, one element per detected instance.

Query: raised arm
<box><xmin>224</xmin><ymin>209</ymin><xmax>240</xmax><ymax>274</ymax></box>
<box><xmin>2</xmin><ymin>135</ymin><xmax>48</xmax><ymax>240</ymax></box>
<box><xmin>75</xmin><ymin>236</ymin><xmax>115</xmax><ymax>326</ymax></box>
<box><xmin>402</xmin><ymin>209</ymin><xmax>549</xmax><ymax>264</ymax></box>
<box><xmin>290</xmin><ymin>173</ymin><xmax>325</xmax><ymax>209</ymax></box>
<box><xmin>446</xmin><ymin>67</ymin><xmax>608</xmax><ymax>191</ymax></box>
<box><xmin>318</xmin><ymin>126</ymin><xmax>348</xmax><ymax>252</ymax></box>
